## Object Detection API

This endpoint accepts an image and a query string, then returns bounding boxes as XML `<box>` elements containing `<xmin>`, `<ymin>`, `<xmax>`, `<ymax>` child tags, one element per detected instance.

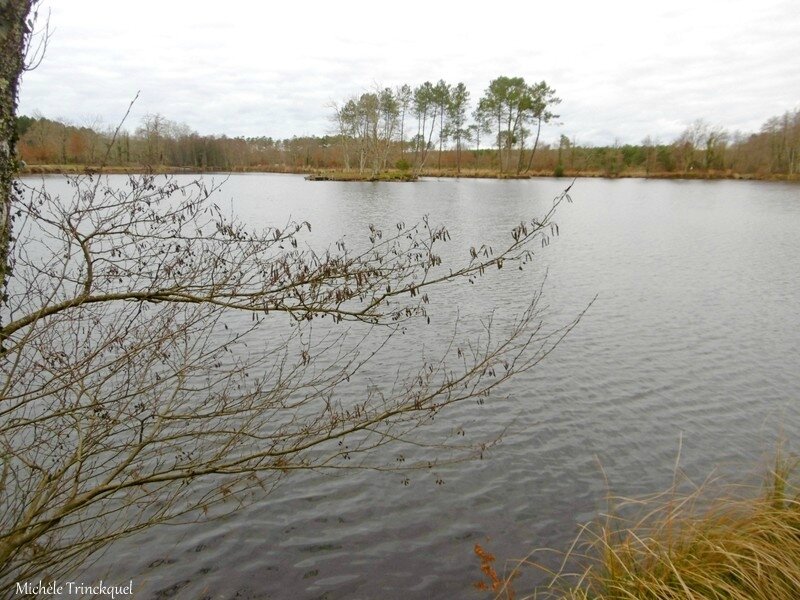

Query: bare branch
<box><xmin>0</xmin><ymin>166</ymin><xmax>582</xmax><ymax>590</ymax></box>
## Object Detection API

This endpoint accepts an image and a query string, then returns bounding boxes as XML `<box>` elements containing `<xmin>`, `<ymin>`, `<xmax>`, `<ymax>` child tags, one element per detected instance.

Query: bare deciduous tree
<box><xmin>0</xmin><ymin>167</ymin><xmax>580</xmax><ymax>592</ymax></box>
<box><xmin>0</xmin><ymin>2</ymin><xmax>584</xmax><ymax>593</ymax></box>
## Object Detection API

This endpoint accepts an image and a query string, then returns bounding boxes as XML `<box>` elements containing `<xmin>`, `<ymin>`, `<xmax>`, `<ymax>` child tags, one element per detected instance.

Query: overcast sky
<box><xmin>18</xmin><ymin>0</ymin><xmax>800</xmax><ymax>146</ymax></box>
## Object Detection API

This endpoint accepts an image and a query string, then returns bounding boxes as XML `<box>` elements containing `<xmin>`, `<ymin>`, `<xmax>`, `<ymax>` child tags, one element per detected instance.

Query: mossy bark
<box><xmin>0</xmin><ymin>0</ymin><xmax>35</xmax><ymax>300</ymax></box>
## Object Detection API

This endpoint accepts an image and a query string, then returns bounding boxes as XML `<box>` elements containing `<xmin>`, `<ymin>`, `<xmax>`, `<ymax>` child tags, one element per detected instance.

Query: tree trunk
<box><xmin>523</xmin><ymin>117</ymin><xmax>543</xmax><ymax>174</ymax></box>
<box><xmin>456</xmin><ymin>136</ymin><xmax>461</xmax><ymax>176</ymax></box>
<box><xmin>496</xmin><ymin>115</ymin><xmax>502</xmax><ymax>173</ymax></box>
<box><xmin>0</xmin><ymin>0</ymin><xmax>35</xmax><ymax>303</ymax></box>
<box><xmin>437</xmin><ymin>105</ymin><xmax>444</xmax><ymax>170</ymax></box>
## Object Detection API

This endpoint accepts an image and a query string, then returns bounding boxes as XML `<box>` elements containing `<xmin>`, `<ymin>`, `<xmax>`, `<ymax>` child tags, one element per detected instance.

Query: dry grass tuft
<box><xmin>487</xmin><ymin>453</ymin><xmax>800</xmax><ymax>600</ymax></box>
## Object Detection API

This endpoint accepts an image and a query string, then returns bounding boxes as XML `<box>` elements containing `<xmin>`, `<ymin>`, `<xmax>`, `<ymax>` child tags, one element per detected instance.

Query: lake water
<box><xmin>24</xmin><ymin>174</ymin><xmax>800</xmax><ymax>599</ymax></box>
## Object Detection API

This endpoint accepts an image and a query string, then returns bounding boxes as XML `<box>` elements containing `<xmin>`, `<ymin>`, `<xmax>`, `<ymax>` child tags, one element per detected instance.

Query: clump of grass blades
<box><xmin>528</xmin><ymin>453</ymin><xmax>800</xmax><ymax>600</ymax></box>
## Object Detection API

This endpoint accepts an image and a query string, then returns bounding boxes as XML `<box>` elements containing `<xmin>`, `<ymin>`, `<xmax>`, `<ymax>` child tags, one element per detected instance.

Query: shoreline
<box><xmin>18</xmin><ymin>164</ymin><xmax>800</xmax><ymax>183</ymax></box>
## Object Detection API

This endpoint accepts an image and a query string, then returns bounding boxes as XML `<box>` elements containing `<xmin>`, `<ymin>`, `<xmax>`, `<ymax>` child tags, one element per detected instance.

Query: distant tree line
<box><xmin>15</xmin><ymin>93</ymin><xmax>800</xmax><ymax>178</ymax></box>
<box><xmin>16</xmin><ymin>113</ymin><xmax>311</xmax><ymax>171</ymax></box>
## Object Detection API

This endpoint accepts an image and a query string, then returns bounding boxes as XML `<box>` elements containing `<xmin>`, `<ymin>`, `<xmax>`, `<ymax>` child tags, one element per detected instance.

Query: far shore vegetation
<box><xmin>15</xmin><ymin>76</ymin><xmax>800</xmax><ymax>182</ymax></box>
<box><xmin>20</xmin><ymin>162</ymin><xmax>798</xmax><ymax>182</ymax></box>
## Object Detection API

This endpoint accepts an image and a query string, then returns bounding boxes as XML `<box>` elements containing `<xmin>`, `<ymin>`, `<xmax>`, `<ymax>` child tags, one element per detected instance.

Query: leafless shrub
<box><xmin>0</xmin><ymin>169</ymin><xmax>583</xmax><ymax>590</ymax></box>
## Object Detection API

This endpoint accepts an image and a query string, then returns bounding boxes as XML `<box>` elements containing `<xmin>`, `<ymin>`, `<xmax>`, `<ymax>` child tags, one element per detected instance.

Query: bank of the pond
<box><xmin>19</xmin><ymin>164</ymin><xmax>307</xmax><ymax>176</ymax></box>
<box><xmin>19</xmin><ymin>164</ymin><xmax>800</xmax><ymax>182</ymax></box>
